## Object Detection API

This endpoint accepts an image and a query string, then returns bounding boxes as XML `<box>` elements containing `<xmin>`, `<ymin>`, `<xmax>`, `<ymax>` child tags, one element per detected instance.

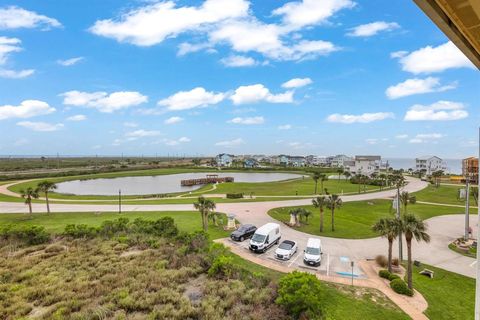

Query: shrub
<box><xmin>208</xmin><ymin>255</ymin><xmax>237</xmax><ymax>279</ymax></box>
<box><xmin>388</xmin><ymin>274</ymin><xmax>400</xmax><ymax>281</ymax></box>
<box><xmin>392</xmin><ymin>257</ymin><xmax>400</xmax><ymax>267</ymax></box>
<box><xmin>0</xmin><ymin>225</ymin><xmax>50</xmax><ymax>245</ymax></box>
<box><xmin>276</xmin><ymin>271</ymin><xmax>325</xmax><ymax>319</ymax></box>
<box><xmin>226</xmin><ymin>193</ymin><xmax>243</xmax><ymax>199</ymax></box>
<box><xmin>390</xmin><ymin>279</ymin><xmax>413</xmax><ymax>296</ymax></box>
<box><xmin>378</xmin><ymin>270</ymin><xmax>391</xmax><ymax>280</ymax></box>
<box><xmin>375</xmin><ymin>255</ymin><xmax>388</xmax><ymax>268</ymax></box>
<box><xmin>409</xmin><ymin>195</ymin><xmax>417</xmax><ymax>204</ymax></box>
<box><xmin>99</xmin><ymin>218</ymin><xmax>130</xmax><ymax>237</ymax></box>
<box><xmin>64</xmin><ymin>224</ymin><xmax>97</xmax><ymax>239</ymax></box>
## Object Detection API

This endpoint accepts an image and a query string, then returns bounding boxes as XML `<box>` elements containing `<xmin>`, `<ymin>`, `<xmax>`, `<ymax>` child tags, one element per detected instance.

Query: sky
<box><xmin>0</xmin><ymin>0</ymin><xmax>479</xmax><ymax>158</ymax></box>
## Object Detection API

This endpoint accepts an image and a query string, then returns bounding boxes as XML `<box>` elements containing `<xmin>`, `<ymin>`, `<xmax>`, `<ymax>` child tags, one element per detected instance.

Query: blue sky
<box><xmin>0</xmin><ymin>0</ymin><xmax>478</xmax><ymax>157</ymax></box>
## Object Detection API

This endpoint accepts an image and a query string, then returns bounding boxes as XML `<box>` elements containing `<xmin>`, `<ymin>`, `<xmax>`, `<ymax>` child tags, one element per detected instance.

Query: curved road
<box><xmin>0</xmin><ymin>177</ymin><xmax>476</xmax><ymax>277</ymax></box>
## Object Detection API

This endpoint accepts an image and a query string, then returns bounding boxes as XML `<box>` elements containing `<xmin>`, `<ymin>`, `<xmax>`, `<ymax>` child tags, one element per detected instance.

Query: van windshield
<box><xmin>251</xmin><ymin>234</ymin><xmax>266</xmax><ymax>243</ymax></box>
<box><xmin>305</xmin><ymin>247</ymin><xmax>320</xmax><ymax>255</ymax></box>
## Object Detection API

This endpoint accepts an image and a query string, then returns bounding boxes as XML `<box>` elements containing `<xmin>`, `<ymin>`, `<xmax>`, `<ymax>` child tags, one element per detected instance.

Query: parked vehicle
<box><xmin>275</xmin><ymin>240</ymin><xmax>297</xmax><ymax>260</ymax></box>
<box><xmin>303</xmin><ymin>238</ymin><xmax>322</xmax><ymax>266</ymax></box>
<box><xmin>249</xmin><ymin>223</ymin><xmax>281</xmax><ymax>253</ymax></box>
<box><xmin>230</xmin><ymin>224</ymin><xmax>257</xmax><ymax>241</ymax></box>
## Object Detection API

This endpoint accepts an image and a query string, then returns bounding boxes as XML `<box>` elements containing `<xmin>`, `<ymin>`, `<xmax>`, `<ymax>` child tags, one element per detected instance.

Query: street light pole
<box><xmin>396</xmin><ymin>184</ymin><xmax>403</xmax><ymax>261</ymax></box>
<box><xmin>119</xmin><ymin>189</ymin><xmax>122</xmax><ymax>214</ymax></box>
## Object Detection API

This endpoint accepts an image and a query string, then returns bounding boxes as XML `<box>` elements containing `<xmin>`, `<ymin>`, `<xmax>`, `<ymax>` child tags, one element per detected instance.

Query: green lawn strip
<box><xmin>0</xmin><ymin>211</ymin><xmax>230</xmax><ymax>240</ymax></box>
<box><xmin>268</xmin><ymin>200</ymin><xmax>463</xmax><ymax>239</ymax></box>
<box><xmin>413</xmin><ymin>184</ymin><xmax>476</xmax><ymax>207</ymax></box>
<box><xmin>448</xmin><ymin>243</ymin><xmax>476</xmax><ymax>258</ymax></box>
<box><xmin>410</xmin><ymin>263</ymin><xmax>474</xmax><ymax>320</ymax></box>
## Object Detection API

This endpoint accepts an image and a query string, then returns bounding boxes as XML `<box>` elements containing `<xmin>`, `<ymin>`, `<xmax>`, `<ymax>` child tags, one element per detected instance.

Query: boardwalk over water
<box><xmin>180</xmin><ymin>174</ymin><xmax>234</xmax><ymax>186</ymax></box>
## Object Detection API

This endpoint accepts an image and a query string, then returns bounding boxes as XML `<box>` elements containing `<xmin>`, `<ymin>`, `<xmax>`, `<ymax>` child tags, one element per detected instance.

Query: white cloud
<box><xmin>220</xmin><ymin>55</ymin><xmax>257</xmax><ymax>67</ymax></box>
<box><xmin>282</xmin><ymin>77</ymin><xmax>312</xmax><ymax>88</ymax></box>
<box><xmin>228</xmin><ymin>116</ymin><xmax>264</xmax><ymax>125</ymax></box>
<box><xmin>347</xmin><ymin>21</ymin><xmax>400</xmax><ymax>37</ymax></box>
<box><xmin>162</xmin><ymin>136</ymin><xmax>191</xmax><ymax>146</ymax></box>
<box><xmin>409</xmin><ymin>133</ymin><xmax>444</xmax><ymax>144</ymax></box>
<box><xmin>0</xmin><ymin>69</ymin><xmax>34</xmax><ymax>79</ymax></box>
<box><xmin>89</xmin><ymin>0</ymin><xmax>249</xmax><ymax>46</ymax></box>
<box><xmin>17</xmin><ymin>121</ymin><xmax>64</xmax><ymax>132</ymax></box>
<box><xmin>177</xmin><ymin>42</ymin><xmax>214</xmax><ymax>56</ymax></box>
<box><xmin>0</xmin><ymin>36</ymin><xmax>22</xmax><ymax>65</ymax></box>
<box><xmin>288</xmin><ymin>141</ymin><xmax>314</xmax><ymax>149</ymax></box>
<box><xmin>61</xmin><ymin>90</ymin><xmax>148</xmax><ymax>113</ymax></box>
<box><xmin>390</xmin><ymin>51</ymin><xmax>407</xmax><ymax>59</ymax></box>
<box><xmin>123</xmin><ymin>122</ymin><xmax>138</xmax><ymax>128</ymax></box>
<box><xmin>0</xmin><ymin>6</ymin><xmax>61</xmax><ymax>30</ymax></box>
<box><xmin>125</xmin><ymin>129</ymin><xmax>161</xmax><ymax>138</ymax></box>
<box><xmin>395</xmin><ymin>134</ymin><xmax>408</xmax><ymax>139</ymax></box>
<box><xmin>57</xmin><ymin>57</ymin><xmax>84</xmax><ymax>66</ymax></box>
<box><xmin>404</xmin><ymin>100</ymin><xmax>468</xmax><ymax>121</ymax></box>
<box><xmin>272</xmin><ymin>0</ymin><xmax>356</xmax><ymax>29</ymax></box>
<box><xmin>230</xmin><ymin>84</ymin><xmax>293</xmax><ymax>105</ymax></box>
<box><xmin>158</xmin><ymin>87</ymin><xmax>225</xmax><ymax>111</ymax></box>
<box><xmin>0</xmin><ymin>100</ymin><xmax>55</xmax><ymax>120</ymax></box>
<box><xmin>215</xmin><ymin>138</ymin><xmax>245</xmax><ymax>147</ymax></box>
<box><xmin>393</xmin><ymin>41</ymin><xmax>474</xmax><ymax>74</ymax></box>
<box><xmin>66</xmin><ymin>114</ymin><xmax>87</xmax><ymax>121</ymax></box>
<box><xmin>164</xmin><ymin>116</ymin><xmax>184</xmax><ymax>124</ymax></box>
<box><xmin>326</xmin><ymin>112</ymin><xmax>394</xmax><ymax>124</ymax></box>
<box><xmin>386</xmin><ymin>77</ymin><xmax>456</xmax><ymax>99</ymax></box>
<box><xmin>365</xmin><ymin>138</ymin><xmax>379</xmax><ymax>145</ymax></box>
<box><xmin>278</xmin><ymin>124</ymin><xmax>292</xmax><ymax>130</ymax></box>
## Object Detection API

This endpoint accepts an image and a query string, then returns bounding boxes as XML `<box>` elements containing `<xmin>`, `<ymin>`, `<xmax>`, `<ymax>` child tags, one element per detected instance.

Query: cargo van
<box><xmin>303</xmin><ymin>238</ymin><xmax>322</xmax><ymax>266</ymax></box>
<box><xmin>249</xmin><ymin>223</ymin><xmax>281</xmax><ymax>253</ymax></box>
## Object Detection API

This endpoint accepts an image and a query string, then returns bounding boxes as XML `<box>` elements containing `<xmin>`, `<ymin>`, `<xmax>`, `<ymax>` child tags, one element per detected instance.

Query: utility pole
<box><xmin>466</xmin><ymin>176</ymin><xmax>470</xmax><ymax>241</ymax></box>
<box><xmin>118</xmin><ymin>189</ymin><xmax>122</xmax><ymax>214</ymax></box>
<box><xmin>396</xmin><ymin>184</ymin><xmax>403</xmax><ymax>261</ymax></box>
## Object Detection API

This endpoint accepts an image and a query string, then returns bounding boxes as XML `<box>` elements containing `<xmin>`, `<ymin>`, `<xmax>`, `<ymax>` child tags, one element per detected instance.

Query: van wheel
<box><xmin>263</xmin><ymin>248</ymin><xmax>267</xmax><ymax>253</ymax></box>
<box><xmin>240</xmin><ymin>236</ymin><xmax>244</xmax><ymax>242</ymax></box>
<box><xmin>275</xmin><ymin>239</ymin><xmax>279</xmax><ymax>245</ymax></box>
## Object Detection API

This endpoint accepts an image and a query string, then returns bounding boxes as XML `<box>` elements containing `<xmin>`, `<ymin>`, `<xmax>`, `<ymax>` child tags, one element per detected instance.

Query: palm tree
<box><xmin>379</xmin><ymin>173</ymin><xmax>387</xmax><ymax>190</ymax></box>
<box><xmin>312</xmin><ymin>172</ymin><xmax>321</xmax><ymax>194</ymax></box>
<box><xmin>193</xmin><ymin>196</ymin><xmax>216</xmax><ymax>231</ymax></box>
<box><xmin>337</xmin><ymin>168</ymin><xmax>344</xmax><ymax>180</ymax></box>
<box><xmin>312</xmin><ymin>196</ymin><xmax>327</xmax><ymax>232</ymax></box>
<box><xmin>431</xmin><ymin>170</ymin><xmax>444</xmax><ymax>188</ymax></box>
<box><xmin>288</xmin><ymin>208</ymin><xmax>302</xmax><ymax>226</ymax></box>
<box><xmin>344</xmin><ymin>171</ymin><xmax>351</xmax><ymax>181</ymax></box>
<box><xmin>400</xmin><ymin>191</ymin><xmax>410</xmax><ymax>214</ymax></box>
<box><xmin>37</xmin><ymin>181</ymin><xmax>57</xmax><ymax>213</ymax></box>
<box><xmin>20</xmin><ymin>187</ymin><xmax>39</xmax><ymax>215</ymax></box>
<box><xmin>326</xmin><ymin>194</ymin><xmax>342</xmax><ymax>232</ymax></box>
<box><xmin>401</xmin><ymin>214</ymin><xmax>430</xmax><ymax>289</ymax></box>
<box><xmin>372</xmin><ymin>218</ymin><xmax>401</xmax><ymax>273</ymax></box>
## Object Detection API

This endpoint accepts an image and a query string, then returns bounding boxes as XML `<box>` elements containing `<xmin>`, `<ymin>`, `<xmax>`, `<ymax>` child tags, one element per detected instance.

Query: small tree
<box><xmin>37</xmin><ymin>181</ymin><xmax>57</xmax><ymax>214</ymax></box>
<box><xmin>312</xmin><ymin>172</ymin><xmax>321</xmax><ymax>194</ymax></box>
<box><xmin>20</xmin><ymin>187</ymin><xmax>39</xmax><ymax>215</ymax></box>
<box><xmin>276</xmin><ymin>271</ymin><xmax>325</xmax><ymax>319</ymax></box>
<box><xmin>326</xmin><ymin>194</ymin><xmax>342</xmax><ymax>232</ymax></box>
<box><xmin>372</xmin><ymin>217</ymin><xmax>401</xmax><ymax>273</ymax></box>
<box><xmin>193</xmin><ymin>196</ymin><xmax>216</xmax><ymax>231</ymax></box>
<box><xmin>400</xmin><ymin>191</ymin><xmax>410</xmax><ymax>214</ymax></box>
<box><xmin>431</xmin><ymin>170</ymin><xmax>444</xmax><ymax>188</ymax></box>
<box><xmin>312</xmin><ymin>196</ymin><xmax>327</xmax><ymax>232</ymax></box>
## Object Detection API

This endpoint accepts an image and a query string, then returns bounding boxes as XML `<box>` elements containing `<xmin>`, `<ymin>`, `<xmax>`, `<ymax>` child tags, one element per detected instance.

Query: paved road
<box><xmin>0</xmin><ymin>176</ymin><xmax>476</xmax><ymax>277</ymax></box>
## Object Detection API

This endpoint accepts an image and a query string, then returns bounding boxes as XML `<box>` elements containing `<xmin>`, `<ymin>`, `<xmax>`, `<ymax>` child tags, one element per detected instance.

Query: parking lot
<box><xmin>225</xmin><ymin>238</ymin><xmax>366</xmax><ymax>279</ymax></box>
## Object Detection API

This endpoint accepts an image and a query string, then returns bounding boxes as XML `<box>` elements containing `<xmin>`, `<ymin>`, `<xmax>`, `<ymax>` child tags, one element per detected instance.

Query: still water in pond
<box><xmin>55</xmin><ymin>172</ymin><xmax>304</xmax><ymax>196</ymax></box>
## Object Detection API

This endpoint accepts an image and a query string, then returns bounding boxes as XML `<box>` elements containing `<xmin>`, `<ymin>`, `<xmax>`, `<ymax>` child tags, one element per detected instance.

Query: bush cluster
<box><xmin>226</xmin><ymin>193</ymin><xmax>244</xmax><ymax>199</ymax></box>
<box><xmin>208</xmin><ymin>255</ymin><xmax>237</xmax><ymax>278</ymax></box>
<box><xmin>378</xmin><ymin>270</ymin><xmax>400</xmax><ymax>282</ymax></box>
<box><xmin>390</xmin><ymin>279</ymin><xmax>413</xmax><ymax>296</ymax></box>
<box><xmin>0</xmin><ymin>225</ymin><xmax>50</xmax><ymax>245</ymax></box>
<box><xmin>375</xmin><ymin>255</ymin><xmax>388</xmax><ymax>268</ymax></box>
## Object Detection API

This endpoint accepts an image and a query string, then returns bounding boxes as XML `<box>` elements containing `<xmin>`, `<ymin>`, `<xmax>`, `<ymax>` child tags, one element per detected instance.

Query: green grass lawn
<box><xmin>268</xmin><ymin>200</ymin><xmax>464</xmax><ymax>239</ymax></box>
<box><xmin>203</xmin><ymin>177</ymin><xmax>382</xmax><ymax>196</ymax></box>
<box><xmin>414</xmin><ymin>184</ymin><xmax>477</xmax><ymax>207</ymax></box>
<box><xmin>0</xmin><ymin>211</ymin><xmax>230</xmax><ymax>239</ymax></box>
<box><xmin>411</xmin><ymin>263</ymin><xmax>475</xmax><ymax>320</ymax></box>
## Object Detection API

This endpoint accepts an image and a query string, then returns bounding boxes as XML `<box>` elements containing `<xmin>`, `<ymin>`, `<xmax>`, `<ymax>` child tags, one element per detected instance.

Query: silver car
<box><xmin>275</xmin><ymin>240</ymin><xmax>297</xmax><ymax>260</ymax></box>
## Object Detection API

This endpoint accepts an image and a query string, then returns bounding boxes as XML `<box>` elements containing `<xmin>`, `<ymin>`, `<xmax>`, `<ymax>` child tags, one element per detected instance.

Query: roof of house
<box><xmin>355</xmin><ymin>155</ymin><xmax>381</xmax><ymax>161</ymax></box>
<box><xmin>416</xmin><ymin>156</ymin><xmax>442</xmax><ymax>161</ymax></box>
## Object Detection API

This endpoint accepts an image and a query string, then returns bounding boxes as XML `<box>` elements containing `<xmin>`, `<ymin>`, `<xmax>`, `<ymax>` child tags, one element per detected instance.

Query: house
<box><xmin>330</xmin><ymin>154</ymin><xmax>353</xmax><ymax>168</ymax></box>
<box><xmin>289</xmin><ymin>156</ymin><xmax>306</xmax><ymax>167</ymax></box>
<box><xmin>278</xmin><ymin>155</ymin><xmax>290</xmax><ymax>166</ymax></box>
<box><xmin>215</xmin><ymin>153</ymin><xmax>234</xmax><ymax>167</ymax></box>
<box><xmin>415</xmin><ymin>156</ymin><xmax>446</xmax><ymax>175</ymax></box>
<box><xmin>462</xmin><ymin>157</ymin><xmax>478</xmax><ymax>183</ymax></box>
<box><xmin>346</xmin><ymin>155</ymin><xmax>383</xmax><ymax>176</ymax></box>
<box><xmin>305</xmin><ymin>155</ymin><xmax>326</xmax><ymax>166</ymax></box>
<box><xmin>244</xmin><ymin>158</ymin><xmax>259</xmax><ymax>168</ymax></box>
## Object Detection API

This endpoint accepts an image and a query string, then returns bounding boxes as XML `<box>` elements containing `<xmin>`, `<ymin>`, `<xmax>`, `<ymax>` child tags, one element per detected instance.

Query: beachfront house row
<box><xmin>346</xmin><ymin>155</ymin><xmax>383</xmax><ymax>176</ymax></box>
<box><xmin>215</xmin><ymin>153</ymin><xmax>234</xmax><ymax>167</ymax></box>
<box><xmin>289</xmin><ymin>156</ymin><xmax>306</xmax><ymax>167</ymax></box>
<box><xmin>330</xmin><ymin>154</ymin><xmax>353</xmax><ymax>168</ymax></box>
<box><xmin>244</xmin><ymin>158</ymin><xmax>259</xmax><ymax>168</ymax></box>
<box><xmin>415</xmin><ymin>156</ymin><xmax>446</xmax><ymax>175</ymax></box>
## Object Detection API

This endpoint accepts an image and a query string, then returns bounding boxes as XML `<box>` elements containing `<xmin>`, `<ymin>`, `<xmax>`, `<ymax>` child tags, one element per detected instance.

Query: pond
<box><xmin>55</xmin><ymin>172</ymin><xmax>304</xmax><ymax>196</ymax></box>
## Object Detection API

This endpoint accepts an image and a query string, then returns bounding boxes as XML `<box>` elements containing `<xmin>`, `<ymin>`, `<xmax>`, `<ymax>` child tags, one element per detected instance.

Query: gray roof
<box><xmin>355</xmin><ymin>155</ymin><xmax>381</xmax><ymax>161</ymax></box>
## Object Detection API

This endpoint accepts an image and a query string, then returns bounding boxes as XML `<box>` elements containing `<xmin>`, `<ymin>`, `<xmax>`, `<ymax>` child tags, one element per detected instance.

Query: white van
<box><xmin>249</xmin><ymin>223</ymin><xmax>281</xmax><ymax>253</ymax></box>
<box><xmin>303</xmin><ymin>238</ymin><xmax>322</xmax><ymax>266</ymax></box>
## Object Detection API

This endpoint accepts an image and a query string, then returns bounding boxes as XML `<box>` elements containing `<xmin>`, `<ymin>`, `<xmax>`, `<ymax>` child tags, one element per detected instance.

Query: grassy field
<box><xmin>411</xmin><ymin>263</ymin><xmax>475</xmax><ymax>320</ymax></box>
<box><xmin>413</xmin><ymin>184</ymin><xmax>476</xmax><ymax>207</ymax></box>
<box><xmin>268</xmin><ymin>200</ymin><xmax>464</xmax><ymax>239</ymax></box>
<box><xmin>0</xmin><ymin>211</ymin><xmax>231</xmax><ymax>239</ymax></box>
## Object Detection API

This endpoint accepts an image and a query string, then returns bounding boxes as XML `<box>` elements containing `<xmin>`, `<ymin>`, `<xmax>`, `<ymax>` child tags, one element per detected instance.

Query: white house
<box><xmin>215</xmin><ymin>153</ymin><xmax>234</xmax><ymax>167</ymax></box>
<box><xmin>289</xmin><ymin>156</ymin><xmax>306</xmax><ymax>167</ymax></box>
<box><xmin>415</xmin><ymin>156</ymin><xmax>446</xmax><ymax>175</ymax></box>
<box><xmin>330</xmin><ymin>154</ymin><xmax>353</xmax><ymax>168</ymax></box>
<box><xmin>346</xmin><ymin>155</ymin><xmax>383</xmax><ymax>176</ymax></box>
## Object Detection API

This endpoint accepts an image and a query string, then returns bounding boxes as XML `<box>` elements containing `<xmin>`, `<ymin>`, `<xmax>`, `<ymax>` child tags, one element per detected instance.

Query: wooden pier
<box><xmin>180</xmin><ymin>174</ymin><xmax>234</xmax><ymax>186</ymax></box>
